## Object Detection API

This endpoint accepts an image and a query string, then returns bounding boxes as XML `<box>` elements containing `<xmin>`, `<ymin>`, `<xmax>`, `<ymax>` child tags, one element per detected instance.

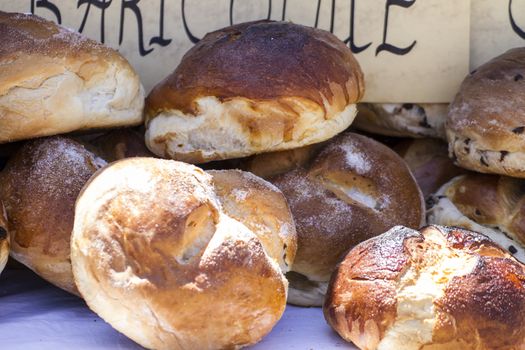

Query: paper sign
<box><xmin>471</xmin><ymin>0</ymin><xmax>525</xmax><ymax>70</ymax></box>
<box><xmin>0</xmin><ymin>1</ymin><xmax>470</xmax><ymax>103</ymax></box>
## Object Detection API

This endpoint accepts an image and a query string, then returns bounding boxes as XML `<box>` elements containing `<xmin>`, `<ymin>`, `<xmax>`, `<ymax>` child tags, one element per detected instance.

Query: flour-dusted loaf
<box><xmin>0</xmin><ymin>130</ymin><xmax>155</xmax><ymax>294</ymax></box>
<box><xmin>71</xmin><ymin>158</ymin><xmax>297</xmax><ymax>349</ymax></box>
<box><xmin>242</xmin><ymin>132</ymin><xmax>425</xmax><ymax>306</ymax></box>
<box><xmin>145</xmin><ymin>20</ymin><xmax>364</xmax><ymax>163</ymax></box>
<box><xmin>0</xmin><ymin>11</ymin><xmax>144</xmax><ymax>143</ymax></box>
<box><xmin>325</xmin><ymin>225</ymin><xmax>525</xmax><ymax>350</ymax></box>
<box><xmin>447</xmin><ymin>48</ymin><xmax>525</xmax><ymax>177</ymax></box>
<box><xmin>0</xmin><ymin>137</ymin><xmax>106</xmax><ymax>293</ymax></box>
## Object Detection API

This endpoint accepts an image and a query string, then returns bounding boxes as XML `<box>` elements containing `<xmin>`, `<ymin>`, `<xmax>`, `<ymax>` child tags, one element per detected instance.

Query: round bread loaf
<box><xmin>355</xmin><ymin>103</ymin><xmax>447</xmax><ymax>139</ymax></box>
<box><xmin>324</xmin><ymin>225</ymin><xmax>525</xmax><ymax>350</ymax></box>
<box><xmin>0</xmin><ymin>131</ymin><xmax>161</xmax><ymax>293</ymax></box>
<box><xmin>244</xmin><ymin>132</ymin><xmax>425</xmax><ymax>306</ymax></box>
<box><xmin>71</xmin><ymin>158</ymin><xmax>296</xmax><ymax>349</ymax></box>
<box><xmin>0</xmin><ymin>137</ymin><xmax>107</xmax><ymax>293</ymax></box>
<box><xmin>145</xmin><ymin>20</ymin><xmax>364</xmax><ymax>163</ymax></box>
<box><xmin>394</xmin><ymin>138</ymin><xmax>466</xmax><ymax>199</ymax></box>
<box><xmin>0</xmin><ymin>11</ymin><xmax>144</xmax><ymax>144</ymax></box>
<box><xmin>447</xmin><ymin>48</ymin><xmax>525</xmax><ymax>177</ymax></box>
<box><xmin>427</xmin><ymin>173</ymin><xmax>525</xmax><ymax>262</ymax></box>
<box><xmin>0</xmin><ymin>199</ymin><xmax>9</xmax><ymax>275</ymax></box>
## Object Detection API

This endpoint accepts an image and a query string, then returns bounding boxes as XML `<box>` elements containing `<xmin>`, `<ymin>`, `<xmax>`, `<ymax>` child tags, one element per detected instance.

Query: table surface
<box><xmin>0</xmin><ymin>268</ymin><xmax>356</xmax><ymax>349</ymax></box>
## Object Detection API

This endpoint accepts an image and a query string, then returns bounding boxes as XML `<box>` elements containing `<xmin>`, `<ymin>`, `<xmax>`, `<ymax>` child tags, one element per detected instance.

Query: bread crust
<box><xmin>244</xmin><ymin>132</ymin><xmax>425</xmax><ymax>306</ymax></box>
<box><xmin>447</xmin><ymin>48</ymin><xmax>525</xmax><ymax>177</ymax></box>
<box><xmin>0</xmin><ymin>200</ymin><xmax>9</xmax><ymax>275</ymax></box>
<box><xmin>145</xmin><ymin>20</ymin><xmax>364</xmax><ymax>163</ymax></box>
<box><xmin>146</xmin><ymin>20</ymin><xmax>363</xmax><ymax>116</ymax></box>
<box><xmin>0</xmin><ymin>137</ymin><xmax>106</xmax><ymax>293</ymax></box>
<box><xmin>427</xmin><ymin>174</ymin><xmax>525</xmax><ymax>262</ymax></box>
<box><xmin>394</xmin><ymin>138</ymin><xmax>466</xmax><ymax>198</ymax></box>
<box><xmin>90</xmin><ymin>129</ymin><xmax>154</xmax><ymax>162</ymax></box>
<box><xmin>0</xmin><ymin>11</ymin><xmax>144</xmax><ymax>143</ymax></box>
<box><xmin>71</xmin><ymin>158</ymin><xmax>296</xmax><ymax>349</ymax></box>
<box><xmin>325</xmin><ymin>225</ymin><xmax>525</xmax><ymax>350</ymax></box>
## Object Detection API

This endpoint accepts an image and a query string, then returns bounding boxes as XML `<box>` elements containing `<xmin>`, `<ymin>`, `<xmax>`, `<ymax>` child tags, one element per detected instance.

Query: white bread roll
<box><xmin>0</xmin><ymin>11</ymin><xmax>144</xmax><ymax>143</ymax></box>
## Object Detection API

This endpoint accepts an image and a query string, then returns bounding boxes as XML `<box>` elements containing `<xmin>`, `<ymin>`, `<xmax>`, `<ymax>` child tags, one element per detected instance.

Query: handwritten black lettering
<box><xmin>329</xmin><ymin>0</ymin><xmax>335</xmax><ymax>33</ymax></box>
<box><xmin>181</xmin><ymin>0</ymin><xmax>200</xmax><ymax>43</ymax></box>
<box><xmin>314</xmin><ymin>0</ymin><xmax>321</xmax><ymax>27</ymax></box>
<box><xmin>119</xmin><ymin>0</ymin><xmax>153</xmax><ymax>56</ymax></box>
<box><xmin>509</xmin><ymin>0</ymin><xmax>525</xmax><ymax>39</ymax></box>
<box><xmin>343</xmin><ymin>0</ymin><xmax>372</xmax><ymax>54</ymax></box>
<box><xmin>149</xmin><ymin>0</ymin><xmax>172</xmax><ymax>47</ymax></box>
<box><xmin>229</xmin><ymin>0</ymin><xmax>234</xmax><ymax>25</ymax></box>
<box><xmin>282</xmin><ymin>0</ymin><xmax>287</xmax><ymax>20</ymax></box>
<box><xmin>78</xmin><ymin>0</ymin><xmax>112</xmax><ymax>43</ymax></box>
<box><xmin>376</xmin><ymin>0</ymin><xmax>416</xmax><ymax>56</ymax></box>
<box><xmin>31</xmin><ymin>0</ymin><xmax>62</xmax><ymax>24</ymax></box>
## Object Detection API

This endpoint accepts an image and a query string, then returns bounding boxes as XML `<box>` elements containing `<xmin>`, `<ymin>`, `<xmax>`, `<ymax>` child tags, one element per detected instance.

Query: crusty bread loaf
<box><xmin>355</xmin><ymin>103</ymin><xmax>447</xmax><ymax>139</ymax></box>
<box><xmin>71</xmin><ymin>158</ymin><xmax>296</xmax><ymax>349</ymax></box>
<box><xmin>427</xmin><ymin>173</ymin><xmax>525</xmax><ymax>262</ymax></box>
<box><xmin>145</xmin><ymin>20</ymin><xmax>364</xmax><ymax>163</ymax></box>
<box><xmin>325</xmin><ymin>225</ymin><xmax>525</xmax><ymax>350</ymax></box>
<box><xmin>0</xmin><ymin>137</ymin><xmax>107</xmax><ymax>293</ymax></box>
<box><xmin>0</xmin><ymin>11</ymin><xmax>144</xmax><ymax>143</ymax></box>
<box><xmin>447</xmin><ymin>48</ymin><xmax>525</xmax><ymax>177</ymax></box>
<box><xmin>243</xmin><ymin>132</ymin><xmax>425</xmax><ymax>306</ymax></box>
<box><xmin>0</xmin><ymin>199</ymin><xmax>9</xmax><ymax>275</ymax></box>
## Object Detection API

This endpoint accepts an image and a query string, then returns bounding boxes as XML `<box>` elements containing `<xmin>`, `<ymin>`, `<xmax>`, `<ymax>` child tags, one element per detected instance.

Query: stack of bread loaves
<box><xmin>0</xmin><ymin>12</ymin><xmax>304</xmax><ymax>350</ymax></box>
<box><xmin>2</xmin><ymin>8</ymin><xmax>525</xmax><ymax>350</ymax></box>
<box><xmin>427</xmin><ymin>48</ymin><xmax>525</xmax><ymax>261</ymax></box>
<box><xmin>319</xmin><ymin>47</ymin><xmax>525</xmax><ymax>349</ymax></box>
<box><xmin>144</xmin><ymin>20</ymin><xmax>426</xmax><ymax>309</ymax></box>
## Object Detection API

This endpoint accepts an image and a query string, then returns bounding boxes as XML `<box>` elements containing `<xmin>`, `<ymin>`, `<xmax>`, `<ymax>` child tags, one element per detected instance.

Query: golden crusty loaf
<box><xmin>0</xmin><ymin>11</ymin><xmax>144</xmax><ymax>143</ymax></box>
<box><xmin>325</xmin><ymin>225</ymin><xmax>525</xmax><ymax>350</ymax></box>
<box><xmin>447</xmin><ymin>48</ymin><xmax>525</xmax><ymax>178</ymax></box>
<box><xmin>355</xmin><ymin>103</ymin><xmax>447</xmax><ymax>139</ymax></box>
<box><xmin>71</xmin><ymin>158</ymin><xmax>296</xmax><ymax>349</ymax></box>
<box><xmin>427</xmin><ymin>173</ymin><xmax>525</xmax><ymax>262</ymax></box>
<box><xmin>394</xmin><ymin>138</ymin><xmax>466</xmax><ymax>199</ymax></box>
<box><xmin>0</xmin><ymin>137</ymin><xmax>107</xmax><ymax>293</ymax></box>
<box><xmin>244</xmin><ymin>132</ymin><xmax>425</xmax><ymax>306</ymax></box>
<box><xmin>145</xmin><ymin>20</ymin><xmax>364</xmax><ymax>163</ymax></box>
<box><xmin>0</xmin><ymin>200</ymin><xmax>9</xmax><ymax>275</ymax></box>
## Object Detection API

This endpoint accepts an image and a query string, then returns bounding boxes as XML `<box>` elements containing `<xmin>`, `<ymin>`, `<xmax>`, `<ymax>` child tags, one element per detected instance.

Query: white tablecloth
<box><xmin>0</xmin><ymin>268</ymin><xmax>355</xmax><ymax>349</ymax></box>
